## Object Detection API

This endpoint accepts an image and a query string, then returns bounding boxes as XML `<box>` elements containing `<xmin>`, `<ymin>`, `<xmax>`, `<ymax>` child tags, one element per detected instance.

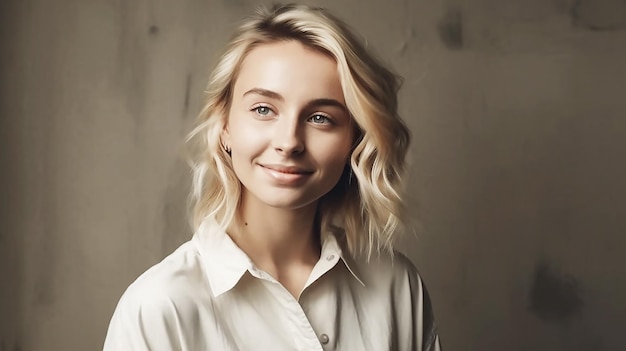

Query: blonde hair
<box><xmin>187</xmin><ymin>4</ymin><xmax>410</xmax><ymax>256</ymax></box>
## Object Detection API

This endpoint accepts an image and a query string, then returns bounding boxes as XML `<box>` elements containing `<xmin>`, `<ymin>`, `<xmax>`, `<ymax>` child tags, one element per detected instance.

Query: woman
<box><xmin>104</xmin><ymin>4</ymin><xmax>441</xmax><ymax>351</ymax></box>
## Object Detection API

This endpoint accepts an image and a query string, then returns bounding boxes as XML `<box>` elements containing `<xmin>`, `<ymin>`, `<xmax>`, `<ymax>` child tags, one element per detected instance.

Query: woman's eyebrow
<box><xmin>243</xmin><ymin>88</ymin><xmax>284</xmax><ymax>101</ymax></box>
<box><xmin>306</xmin><ymin>98</ymin><xmax>347</xmax><ymax>112</ymax></box>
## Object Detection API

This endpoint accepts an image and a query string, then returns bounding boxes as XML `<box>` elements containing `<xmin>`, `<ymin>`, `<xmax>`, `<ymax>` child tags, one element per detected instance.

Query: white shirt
<box><xmin>103</xmin><ymin>220</ymin><xmax>441</xmax><ymax>351</ymax></box>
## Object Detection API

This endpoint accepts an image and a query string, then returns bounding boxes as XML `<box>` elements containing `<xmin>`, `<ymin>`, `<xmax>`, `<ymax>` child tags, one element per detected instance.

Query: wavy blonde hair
<box><xmin>187</xmin><ymin>4</ymin><xmax>410</xmax><ymax>257</ymax></box>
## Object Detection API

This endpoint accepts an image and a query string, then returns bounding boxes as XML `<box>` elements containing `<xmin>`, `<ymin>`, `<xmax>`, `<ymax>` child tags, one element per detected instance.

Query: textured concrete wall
<box><xmin>1</xmin><ymin>0</ymin><xmax>625</xmax><ymax>350</ymax></box>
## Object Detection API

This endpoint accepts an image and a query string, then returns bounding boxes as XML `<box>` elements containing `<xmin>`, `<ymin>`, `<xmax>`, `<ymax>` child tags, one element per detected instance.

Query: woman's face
<box><xmin>223</xmin><ymin>40</ymin><xmax>353</xmax><ymax>212</ymax></box>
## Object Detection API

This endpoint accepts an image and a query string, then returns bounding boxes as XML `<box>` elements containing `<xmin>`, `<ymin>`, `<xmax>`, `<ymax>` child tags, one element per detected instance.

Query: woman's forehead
<box><xmin>232</xmin><ymin>41</ymin><xmax>345</xmax><ymax>104</ymax></box>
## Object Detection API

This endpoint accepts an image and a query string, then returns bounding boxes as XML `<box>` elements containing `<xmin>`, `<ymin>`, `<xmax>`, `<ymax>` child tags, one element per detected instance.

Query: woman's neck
<box><xmin>228</xmin><ymin>193</ymin><xmax>321</xmax><ymax>273</ymax></box>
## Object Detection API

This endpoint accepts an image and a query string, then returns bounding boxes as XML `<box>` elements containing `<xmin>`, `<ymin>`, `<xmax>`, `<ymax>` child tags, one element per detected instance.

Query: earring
<box><xmin>349</xmin><ymin>167</ymin><xmax>353</xmax><ymax>185</ymax></box>
<box><xmin>347</xmin><ymin>166</ymin><xmax>354</xmax><ymax>185</ymax></box>
<box><xmin>223</xmin><ymin>143</ymin><xmax>231</xmax><ymax>155</ymax></box>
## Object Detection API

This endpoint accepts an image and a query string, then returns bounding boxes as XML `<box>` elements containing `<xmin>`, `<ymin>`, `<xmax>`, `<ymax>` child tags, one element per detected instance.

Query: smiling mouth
<box><xmin>260</xmin><ymin>164</ymin><xmax>314</xmax><ymax>174</ymax></box>
<box><xmin>259</xmin><ymin>164</ymin><xmax>314</xmax><ymax>184</ymax></box>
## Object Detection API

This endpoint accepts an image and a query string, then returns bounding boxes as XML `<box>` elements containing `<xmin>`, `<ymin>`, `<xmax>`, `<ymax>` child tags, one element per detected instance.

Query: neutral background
<box><xmin>1</xmin><ymin>0</ymin><xmax>625</xmax><ymax>350</ymax></box>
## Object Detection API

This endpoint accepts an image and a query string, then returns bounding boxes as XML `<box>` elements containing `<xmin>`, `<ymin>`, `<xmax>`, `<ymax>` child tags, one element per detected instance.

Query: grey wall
<box><xmin>1</xmin><ymin>0</ymin><xmax>625</xmax><ymax>350</ymax></box>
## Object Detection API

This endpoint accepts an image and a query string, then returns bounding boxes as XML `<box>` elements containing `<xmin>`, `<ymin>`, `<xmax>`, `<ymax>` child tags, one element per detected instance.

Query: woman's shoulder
<box><xmin>351</xmin><ymin>248</ymin><xmax>420</xmax><ymax>280</ymax></box>
<box><xmin>343</xmin><ymin>248</ymin><xmax>430</xmax><ymax>299</ymax></box>
<box><xmin>116</xmin><ymin>240</ymin><xmax>208</xmax><ymax>311</ymax></box>
<box><xmin>330</xmin><ymin>228</ymin><xmax>422</xmax><ymax>285</ymax></box>
<box><xmin>104</xmin><ymin>240</ymin><xmax>214</xmax><ymax>349</ymax></box>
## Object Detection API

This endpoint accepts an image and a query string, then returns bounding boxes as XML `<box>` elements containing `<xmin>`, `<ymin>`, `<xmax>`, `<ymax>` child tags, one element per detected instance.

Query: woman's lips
<box><xmin>259</xmin><ymin>164</ymin><xmax>313</xmax><ymax>184</ymax></box>
<box><xmin>262</xmin><ymin>164</ymin><xmax>313</xmax><ymax>174</ymax></box>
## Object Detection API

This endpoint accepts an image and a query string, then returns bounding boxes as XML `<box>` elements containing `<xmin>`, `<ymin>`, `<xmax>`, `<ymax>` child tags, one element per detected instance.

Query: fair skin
<box><xmin>222</xmin><ymin>40</ymin><xmax>354</xmax><ymax>298</ymax></box>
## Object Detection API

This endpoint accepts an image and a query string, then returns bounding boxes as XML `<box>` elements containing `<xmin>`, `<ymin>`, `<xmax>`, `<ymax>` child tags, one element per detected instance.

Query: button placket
<box><xmin>267</xmin><ymin>283</ymin><xmax>323</xmax><ymax>351</ymax></box>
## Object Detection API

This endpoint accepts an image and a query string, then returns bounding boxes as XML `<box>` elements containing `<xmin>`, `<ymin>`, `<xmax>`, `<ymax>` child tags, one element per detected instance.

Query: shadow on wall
<box><xmin>529</xmin><ymin>260</ymin><xmax>584</xmax><ymax>323</ymax></box>
<box><xmin>571</xmin><ymin>0</ymin><xmax>626</xmax><ymax>31</ymax></box>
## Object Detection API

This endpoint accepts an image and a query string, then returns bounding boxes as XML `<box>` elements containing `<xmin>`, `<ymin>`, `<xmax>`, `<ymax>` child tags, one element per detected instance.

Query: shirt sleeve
<box><xmin>418</xmin><ymin>277</ymin><xmax>442</xmax><ymax>351</ymax></box>
<box><xmin>399</xmin><ymin>254</ymin><xmax>442</xmax><ymax>351</ymax></box>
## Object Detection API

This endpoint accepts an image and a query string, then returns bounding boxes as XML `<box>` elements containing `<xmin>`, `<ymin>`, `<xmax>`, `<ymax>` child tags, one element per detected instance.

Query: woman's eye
<box><xmin>253</xmin><ymin>106</ymin><xmax>272</xmax><ymax>116</ymax></box>
<box><xmin>309</xmin><ymin>114</ymin><xmax>332</xmax><ymax>125</ymax></box>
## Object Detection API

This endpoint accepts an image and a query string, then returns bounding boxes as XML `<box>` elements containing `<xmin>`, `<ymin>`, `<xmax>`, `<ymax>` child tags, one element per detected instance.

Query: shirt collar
<box><xmin>315</xmin><ymin>232</ymin><xmax>365</xmax><ymax>288</ymax></box>
<box><xmin>192</xmin><ymin>218</ymin><xmax>254</xmax><ymax>297</ymax></box>
<box><xmin>193</xmin><ymin>218</ymin><xmax>365</xmax><ymax>297</ymax></box>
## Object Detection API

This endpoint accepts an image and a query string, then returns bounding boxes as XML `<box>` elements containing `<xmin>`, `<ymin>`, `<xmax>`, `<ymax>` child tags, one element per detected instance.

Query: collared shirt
<box><xmin>103</xmin><ymin>220</ymin><xmax>441</xmax><ymax>351</ymax></box>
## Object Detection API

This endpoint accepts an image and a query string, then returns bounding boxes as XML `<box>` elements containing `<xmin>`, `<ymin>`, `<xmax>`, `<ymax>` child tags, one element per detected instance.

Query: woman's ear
<box><xmin>220</xmin><ymin>125</ymin><xmax>231</xmax><ymax>154</ymax></box>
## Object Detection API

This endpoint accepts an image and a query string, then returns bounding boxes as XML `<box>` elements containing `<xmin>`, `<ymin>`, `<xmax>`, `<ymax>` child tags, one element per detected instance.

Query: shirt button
<box><xmin>319</xmin><ymin>333</ymin><xmax>329</xmax><ymax>344</ymax></box>
<box><xmin>326</xmin><ymin>255</ymin><xmax>335</xmax><ymax>261</ymax></box>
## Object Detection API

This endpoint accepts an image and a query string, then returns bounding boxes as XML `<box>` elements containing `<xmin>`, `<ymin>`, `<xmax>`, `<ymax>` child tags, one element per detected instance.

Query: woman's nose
<box><xmin>273</xmin><ymin>117</ymin><xmax>304</xmax><ymax>156</ymax></box>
